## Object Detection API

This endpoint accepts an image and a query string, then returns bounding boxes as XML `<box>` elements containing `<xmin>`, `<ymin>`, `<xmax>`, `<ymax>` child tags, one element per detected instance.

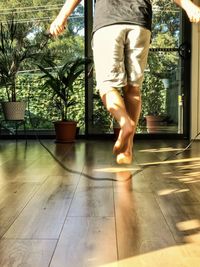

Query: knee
<box><xmin>129</xmin><ymin>85</ymin><xmax>141</xmax><ymax>94</ymax></box>
<box><xmin>124</xmin><ymin>85</ymin><xmax>141</xmax><ymax>101</ymax></box>
<box><xmin>99</xmin><ymin>87</ymin><xmax>119</xmax><ymax>112</ymax></box>
<box><xmin>98</xmin><ymin>86</ymin><xmax>115</xmax><ymax>99</ymax></box>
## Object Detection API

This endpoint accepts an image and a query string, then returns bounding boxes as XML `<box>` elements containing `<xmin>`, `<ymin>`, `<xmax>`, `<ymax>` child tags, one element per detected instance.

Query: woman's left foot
<box><xmin>113</xmin><ymin>119</ymin><xmax>134</xmax><ymax>155</ymax></box>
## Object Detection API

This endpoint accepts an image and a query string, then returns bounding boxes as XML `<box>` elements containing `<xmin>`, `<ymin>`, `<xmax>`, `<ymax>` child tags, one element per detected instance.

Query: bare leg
<box><xmin>100</xmin><ymin>88</ymin><xmax>134</xmax><ymax>155</ymax></box>
<box><xmin>116</xmin><ymin>85</ymin><xmax>141</xmax><ymax>164</ymax></box>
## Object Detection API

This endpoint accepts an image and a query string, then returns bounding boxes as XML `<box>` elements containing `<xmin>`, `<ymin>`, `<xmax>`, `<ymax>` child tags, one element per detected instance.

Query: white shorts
<box><xmin>92</xmin><ymin>24</ymin><xmax>151</xmax><ymax>95</ymax></box>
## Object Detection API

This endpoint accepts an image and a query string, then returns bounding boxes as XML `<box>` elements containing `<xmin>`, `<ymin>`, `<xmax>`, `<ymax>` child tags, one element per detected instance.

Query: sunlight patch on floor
<box><xmin>178</xmin><ymin>163</ymin><xmax>200</xmax><ymax>170</ymax></box>
<box><xmin>184</xmin><ymin>172</ymin><xmax>200</xmax><ymax>177</ymax></box>
<box><xmin>176</xmin><ymin>219</ymin><xmax>200</xmax><ymax>231</ymax></box>
<box><xmin>138</xmin><ymin>147</ymin><xmax>185</xmax><ymax>153</ymax></box>
<box><xmin>99</xmin><ymin>244</ymin><xmax>200</xmax><ymax>267</ymax></box>
<box><xmin>179</xmin><ymin>178</ymin><xmax>196</xmax><ymax>182</ymax></box>
<box><xmin>93</xmin><ymin>167</ymin><xmax>140</xmax><ymax>173</ymax></box>
<box><xmin>157</xmin><ymin>188</ymin><xmax>190</xmax><ymax>196</ymax></box>
<box><xmin>139</xmin><ymin>157</ymin><xmax>200</xmax><ymax>166</ymax></box>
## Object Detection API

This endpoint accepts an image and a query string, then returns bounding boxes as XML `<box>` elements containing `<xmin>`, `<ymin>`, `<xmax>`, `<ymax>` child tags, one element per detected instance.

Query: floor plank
<box><xmin>114</xmin><ymin>181</ymin><xmax>176</xmax><ymax>259</ymax></box>
<box><xmin>50</xmin><ymin>217</ymin><xmax>117</xmax><ymax>267</ymax></box>
<box><xmin>0</xmin><ymin>239</ymin><xmax>56</xmax><ymax>267</ymax></box>
<box><xmin>3</xmin><ymin>175</ymin><xmax>79</xmax><ymax>239</ymax></box>
<box><xmin>0</xmin><ymin>182</ymin><xmax>39</xmax><ymax>238</ymax></box>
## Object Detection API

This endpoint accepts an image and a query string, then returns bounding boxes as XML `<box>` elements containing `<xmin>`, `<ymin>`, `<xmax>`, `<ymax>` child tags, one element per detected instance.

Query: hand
<box><xmin>186</xmin><ymin>3</ymin><xmax>200</xmax><ymax>23</ymax></box>
<box><xmin>49</xmin><ymin>15</ymin><xmax>67</xmax><ymax>37</ymax></box>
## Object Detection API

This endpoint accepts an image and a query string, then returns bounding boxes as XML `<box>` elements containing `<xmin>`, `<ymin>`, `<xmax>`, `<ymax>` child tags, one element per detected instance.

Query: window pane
<box><xmin>139</xmin><ymin>1</ymin><xmax>183</xmax><ymax>134</ymax></box>
<box><xmin>0</xmin><ymin>1</ymin><xmax>85</xmax><ymax>135</ymax></box>
<box><xmin>91</xmin><ymin>0</ymin><xmax>184</xmax><ymax>135</ymax></box>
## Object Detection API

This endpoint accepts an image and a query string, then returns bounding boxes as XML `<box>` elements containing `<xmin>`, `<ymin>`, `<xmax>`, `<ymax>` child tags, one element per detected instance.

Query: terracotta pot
<box><xmin>54</xmin><ymin>121</ymin><xmax>77</xmax><ymax>143</ymax></box>
<box><xmin>145</xmin><ymin>115</ymin><xmax>166</xmax><ymax>133</ymax></box>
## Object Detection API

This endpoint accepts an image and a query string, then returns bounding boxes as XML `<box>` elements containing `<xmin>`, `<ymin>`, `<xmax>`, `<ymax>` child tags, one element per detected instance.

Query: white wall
<box><xmin>191</xmin><ymin>0</ymin><xmax>200</xmax><ymax>139</ymax></box>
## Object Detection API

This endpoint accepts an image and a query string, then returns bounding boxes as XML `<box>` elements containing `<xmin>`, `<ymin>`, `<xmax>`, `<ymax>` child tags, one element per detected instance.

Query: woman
<box><xmin>50</xmin><ymin>0</ymin><xmax>200</xmax><ymax>164</ymax></box>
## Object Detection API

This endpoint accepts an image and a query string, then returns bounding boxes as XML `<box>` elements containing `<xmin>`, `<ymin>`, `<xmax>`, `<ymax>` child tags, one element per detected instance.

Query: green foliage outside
<box><xmin>93</xmin><ymin>87</ymin><xmax>113</xmax><ymax>133</ymax></box>
<box><xmin>141</xmin><ymin>73</ymin><xmax>166</xmax><ymax>117</ymax></box>
<box><xmin>138</xmin><ymin>0</ymin><xmax>181</xmax><ymax>133</ymax></box>
<box><xmin>0</xmin><ymin>73</ymin><xmax>85</xmax><ymax>132</ymax></box>
<box><xmin>0</xmin><ymin>0</ymin><xmax>183</xmax><ymax>134</ymax></box>
<box><xmin>0</xmin><ymin>0</ymin><xmax>85</xmax><ymax>134</ymax></box>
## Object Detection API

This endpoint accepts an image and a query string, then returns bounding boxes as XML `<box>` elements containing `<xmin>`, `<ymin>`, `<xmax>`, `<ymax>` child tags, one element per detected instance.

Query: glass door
<box><xmin>86</xmin><ymin>0</ymin><xmax>191</xmax><ymax>137</ymax></box>
<box><xmin>0</xmin><ymin>1</ymin><xmax>85</xmax><ymax>136</ymax></box>
<box><xmin>140</xmin><ymin>0</ymin><xmax>191</xmax><ymax>135</ymax></box>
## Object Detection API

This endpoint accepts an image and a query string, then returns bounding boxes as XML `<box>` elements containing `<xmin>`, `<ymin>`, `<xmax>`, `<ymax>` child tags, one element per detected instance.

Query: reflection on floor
<box><xmin>0</xmin><ymin>139</ymin><xmax>200</xmax><ymax>267</ymax></box>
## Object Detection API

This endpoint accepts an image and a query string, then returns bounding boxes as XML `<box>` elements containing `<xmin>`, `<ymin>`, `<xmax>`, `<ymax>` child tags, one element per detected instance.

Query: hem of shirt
<box><xmin>92</xmin><ymin>21</ymin><xmax>152</xmax><ymax>34</ymax></box>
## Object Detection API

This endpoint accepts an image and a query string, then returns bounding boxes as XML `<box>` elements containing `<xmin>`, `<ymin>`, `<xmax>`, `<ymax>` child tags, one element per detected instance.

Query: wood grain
<box><xmin>0</xmin><ymin>139</ymin><xmax>200</xmax><ymax>267</ymax></box>
<box><xmin>50</xmin><ymin>217</ymin><xmax>117</xmax><ymax>267</ymax></box>
<box><xmin>3</xmin><ymin>175</ymin><xmax>79</xmax><ymax>239</ymax></box>
<box><xmin>0</xmin><ymin>239</ymin><xmax>56</xmax><ymax>267</ymax></box>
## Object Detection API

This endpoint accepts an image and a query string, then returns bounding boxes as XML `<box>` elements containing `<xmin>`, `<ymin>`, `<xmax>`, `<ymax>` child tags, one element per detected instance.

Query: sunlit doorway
<box><xmin>87</xmin><ymin>0</ymin><xmax>191</xmax><ymax>138</ymax></box>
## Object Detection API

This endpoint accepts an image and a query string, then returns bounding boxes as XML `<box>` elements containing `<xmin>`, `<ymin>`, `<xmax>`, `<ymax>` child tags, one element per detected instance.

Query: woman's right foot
<box><xmin>116</xmin><ymin>134</ymin><xmax>133</xmax><ymax>164</ymax></box>
<box><xmin>116</xmin><ymin>152</ymin><xmax>133</xmax><ymax>164</ymax></box>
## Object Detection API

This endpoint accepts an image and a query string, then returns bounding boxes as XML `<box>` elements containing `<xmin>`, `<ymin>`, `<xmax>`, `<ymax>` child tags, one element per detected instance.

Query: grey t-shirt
<box><xmin>93</xmin><ymin>0</ymin><xmax>152</xmax><ymax>33</ymax></box>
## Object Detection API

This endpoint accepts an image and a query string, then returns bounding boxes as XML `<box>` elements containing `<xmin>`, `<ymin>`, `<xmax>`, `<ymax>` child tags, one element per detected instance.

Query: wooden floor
<box><xmin>0</xmin><ymin>138</ymin><xmax>200</xmax><ymax>267</ymax></box>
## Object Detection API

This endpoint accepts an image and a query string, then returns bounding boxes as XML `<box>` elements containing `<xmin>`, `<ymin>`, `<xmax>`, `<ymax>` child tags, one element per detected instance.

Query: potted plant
<box><xmin>141</xmin><ymin>72</ymin><xmax>167</xmax><ymax>133</ymax></box>
<box><xmin>0</xmin><ymin>16</ymin><xmax>48</xmax><ymax>120</ymax></box>
<box><xmin>38</xmin><ymin>57</ymin><xmax>87</xmax><ymax>142</ymax></box>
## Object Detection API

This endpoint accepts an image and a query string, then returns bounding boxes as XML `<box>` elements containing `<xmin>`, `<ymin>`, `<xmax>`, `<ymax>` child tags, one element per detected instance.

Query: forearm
<box><xmin>174</xmin><ymin>0</ymin><xmax>197</xmax><ymax>10</ymax></box>
<box><xmin>50</xmin><ymin>0</ymin><xmax>82</xmax><ymax>35</ymax></box>
<box><xmin>58</xmin><ymin>0</ymin><xmax>82</xmax><ymax>21</ymax></box>
<box><xmin>174</xmin><ymin>0</ymin><xmax>190</xmax><ymax>9</ymax></box>
<box><xmin>173</xmin><ymin>0</ymin><xmax>200</xmax><ymax>22</ymax></box>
